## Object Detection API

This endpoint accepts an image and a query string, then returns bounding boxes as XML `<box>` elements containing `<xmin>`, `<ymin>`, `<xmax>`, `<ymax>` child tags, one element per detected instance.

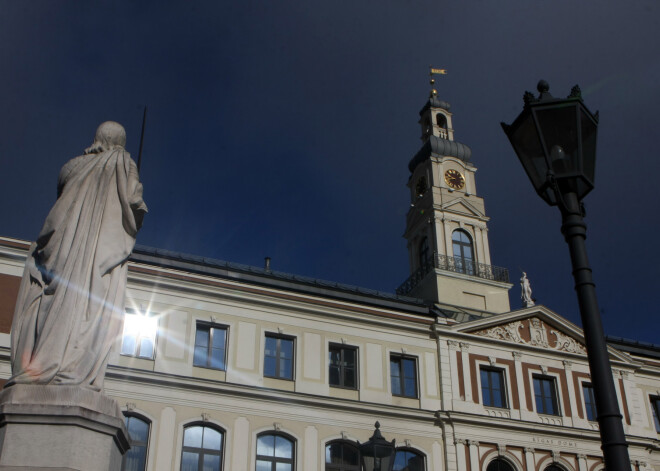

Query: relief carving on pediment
<box><xmin>477</xmin><ymin>321</ymin><xmax>525</xmax><ymax>344</ymax></box>
<box><xmin>473</xmin><ymin>317</ymin><xmax>586</xmax><ymax>354</ymax></box>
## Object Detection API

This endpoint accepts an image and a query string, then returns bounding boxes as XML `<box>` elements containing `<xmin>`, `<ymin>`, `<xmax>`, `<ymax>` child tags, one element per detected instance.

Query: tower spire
<box><xmin>428</xmin><ymin>66</ymin><xmax>447</xmax><ymax>98</ymax></box>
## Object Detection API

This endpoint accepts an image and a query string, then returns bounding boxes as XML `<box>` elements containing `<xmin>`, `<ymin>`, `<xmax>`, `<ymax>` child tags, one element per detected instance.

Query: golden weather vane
<box><xmin>429</xmin><ymin>66</ymin><xmax>447</xmax><ymax>98</ymax></box>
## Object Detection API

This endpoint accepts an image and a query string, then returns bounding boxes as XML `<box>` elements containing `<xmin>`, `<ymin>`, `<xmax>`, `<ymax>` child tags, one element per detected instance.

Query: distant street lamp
<box><xmin>501</xmin><ymin>80</ymin><xmax>631</xmax><ymax>470</ymax></box>
<box><xmin>358</xmin><ymin>422</ymin><xmax>396</xmax><ymax>471</ymax></box>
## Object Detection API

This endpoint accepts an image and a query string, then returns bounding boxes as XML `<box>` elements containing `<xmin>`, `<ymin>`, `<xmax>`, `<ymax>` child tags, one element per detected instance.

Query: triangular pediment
<box><xmin>440</xmin><ymin>198</ymin><xmax>485</xmax><ymax>219</ymax></box>
<box><xmin>451</xmin><ymin>306</ymin><xmax>631</xmax><ymax>362</ymax></box>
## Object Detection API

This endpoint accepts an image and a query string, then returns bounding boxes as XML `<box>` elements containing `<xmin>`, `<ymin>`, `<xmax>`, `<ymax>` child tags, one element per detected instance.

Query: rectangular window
<box><xmin>121</xmin><ymin>311</ymin><xmax>158</xmax><ymax>359</ymax></box>
<box><xmin>582</xmin><ymin>382</ymin><xmax>597</xmax><ymax>421</ymax></box>
<box><xmin>329</xmin><ymin>344</ymin><xmax>357</xmax><ymax>389</ymax></box>
<box><xmin>390</xmin><ymin>354</ymin><xmax>417</xmax><ymax>398</ymax></box>
<box><xmin>533</xmin><ymin>375</ymin><xmax>560</xmax><ymax>415</ymax></box>
<box><xmin>480</xmin><ymin>367</ymin><xmax>507</xmax><ymax>408</ymax></box>
<box><xmin>264</xmin><ymin>334</ymin><xmax>294</xmax><ymax>380</ymax></box>
<box><xmin>651</xmin><ymin>396</ymin><xmax>660</xmax><ymax>433</ymax></box>
<box><xmin>193</xmin><ymin>323</ymin><xmax>227</xmax><ymax>370</ymax></box>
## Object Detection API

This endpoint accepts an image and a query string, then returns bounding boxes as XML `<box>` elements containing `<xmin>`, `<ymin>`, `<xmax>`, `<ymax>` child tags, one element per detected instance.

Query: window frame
<box><xmin>533</xmin><ymin>374</ymin><xmax>561</xmax><ymax>416</ymax></box>
<box><xmin>480</xmin><ymin>366</ymin><xmax>508</xmax><ymax>409</ymax></box>
<box><xmin>390</xmin><ymin>354</ymin><xmax>418</xmax><ymax>399</ymax></box>
<box><xmin>180</xmin><ymin>422</ymin><xmax>225</xmax><ymax>471</ymax></box>
<box><xmin>122</xmin><ymin>413</ymin><xmax>151</xmax><ymax>471</ymax></box>
<box><xmin>328</xmin><ymin>343</ymin><xmax>358</xmax><ymax>390</ymax></box>
<box><xmin>325</xmin><ymin>439</ymin><xmax>360</xmax><ymax>471</ymax></box>
<box><xmin>582</xmin><ymin>382</ymin><xmax>597</xmax><ymax>422</ymax></box>
<box><xmin>451</xmin><ymin>229</ymin><xmax>475</xmax><ymax>275</ymax></box>
<box><xmin>256</xmin><ymin>431</ymin><xmax>296</xmax><ymax>471</ymax></box>
<box><xmin>486</xmin><ymin>458</ymin><xmax>516</xmax><ymax>471</ymax></box>
<box><xmin>120</xmin><ymin>309</ymin><xmax>158</xmax><ymax>360</ymax></box>
<box><xmin>193</xmin><ymin>321</ymin><xmax>228</xmax><ymax>371</ymax></box>
<box><xmin>650</xmin><ymin>395</ymin><xmax>660</xmax><ymax>433</ymax></box>
<box><xmin>393</xmin><ymin>447</ymin><xmax>426</xmax><ymax>471</ymax></box>
<box><xmin>264</xmin><ymin>333</ymin><xmax>296</xmax><ymax>381</ymax></box>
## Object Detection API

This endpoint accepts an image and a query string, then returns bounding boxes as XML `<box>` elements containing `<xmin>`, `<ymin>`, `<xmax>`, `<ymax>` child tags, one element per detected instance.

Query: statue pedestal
<box><xmin>0</xmin><ymin>385</ymin><xmax>129</xmax><ymax>471</ymax></box>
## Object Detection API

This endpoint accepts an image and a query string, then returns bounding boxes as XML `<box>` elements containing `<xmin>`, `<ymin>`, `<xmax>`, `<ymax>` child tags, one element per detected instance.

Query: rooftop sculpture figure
<box><xmin>7</xmin><ymin>121</ymin><xmax>147</xmax><ymax>390</ymax></box>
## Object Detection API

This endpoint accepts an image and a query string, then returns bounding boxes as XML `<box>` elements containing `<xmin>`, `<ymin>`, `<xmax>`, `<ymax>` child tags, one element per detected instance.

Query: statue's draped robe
<box><xmin>9</xmin><ymin>148</ymin><xmax>146</xmax><ymax>390</ymax></box>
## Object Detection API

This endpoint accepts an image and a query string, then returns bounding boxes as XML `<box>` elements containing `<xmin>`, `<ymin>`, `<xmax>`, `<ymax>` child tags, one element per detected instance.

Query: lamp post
<box><xmin>501</xmin><ymin>80</ymin><xmax>631</xmax><ymax>470</ymax></box>
<box><xmin>358</xmin><ymin>422</ymin><xmax>396</xmax><ymax>471</ymax></box>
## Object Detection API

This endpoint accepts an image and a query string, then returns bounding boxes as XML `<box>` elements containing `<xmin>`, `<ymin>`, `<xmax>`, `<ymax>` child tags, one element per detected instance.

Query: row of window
<box><xmin>121</xmin><ymin>320</ymin><xmax>422</xmax><ymax>398</ymax></box>
<box><xmin>123</xmin><ymin>415</ymin><xmax>425</xmax><ymax>471</ymax></box>
<box><xmin>480</xmin><ymin>366</ymin><xmax>598</xmax><ymax>420</ymax></box>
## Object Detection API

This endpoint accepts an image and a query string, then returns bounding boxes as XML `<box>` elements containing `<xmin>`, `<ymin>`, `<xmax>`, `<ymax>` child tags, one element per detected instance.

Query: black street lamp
<box><xmin>501</xmin><ymin>80</ymin><xmax>631</xmax><ymax>470</ymax></box>
<box><xmin>358</xmin><ymin>422</ymin><xmax>396</xmax><ymax>471</ymax></box>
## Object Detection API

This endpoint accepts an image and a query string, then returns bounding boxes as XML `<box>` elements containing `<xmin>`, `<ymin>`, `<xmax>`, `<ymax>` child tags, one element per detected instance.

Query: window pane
<box><xmin>194</xmin><ymin>345</ymin><xmax>208</xmax><ymax>367</ymax></box>
<box><xmin>256</xmin><ymin>461</ymin><xmax>271</xmax><ymax>471</ymax></box>
<box><xmin>274</xmin><ymin>436</ymin><xmax>293</xmax><ymax>458</ymax></box>
<box><xmin>126</xmin><ymin>416</ymin><xmax>149</xmax><ymax>443</ymax></box>
<box><xmin>211</xmin><ymin>329</ymin><xmax>226</xmax><ymax>349</ymax></box>
<box><xmin>345</xmin><ymin>368</ymin><xmax>356</xmax><ymax>388</ymax></box>
<box><xmin>123</xmin><ymin>445</ymin><xmax>147</xmax><ymax>471</ymax></box>
<box><xmin>184</xmin><ymin>426</ymin><xmax>203</xmax><ymax>448</ymax></box>
<box><xmin>121</xmin><ymin>334</ymin><xmax>136</xmax><ymax>355</ymax></box>
<box><xmin>181</xmin><ymin>451</ymin><xmax>199</xmax><ymax>471</ymax></box>
<box><xmin>139</xmin><ymin>337</ymin><xmax>154</xmax><ymax>358</ymax></box>
<box><xmin>257</xmin><ymin>435</ymin><xmax>275</xmax><ymax>457</ymax></box>
<box><xmin>264</xmin><ymin>356</ymin><xmax>277</xmax><ymax>377</ymax></box>
<box><xmin>403</xmin><ymin>359</ymin><xmax>415</xmax><ymax>379</ymax></box>
<box><xmin>280</xmin><ymin>339</ymin><xmax>293</xmax><ymax>359</ymax></box>
<box><xmin>329</xmin><ymin>366</ymin><xmax>340</xmax><ymax>386</ymax></box>
<box><xmin>196</xmin><ymin>328</ymin><xmax>209</xmax><ymax>348</ymax></box>
<box><xmin>344</xmin><ymin>348</ymin><xmax>355</xmax><ymax>367</ymax></box>
<box><xmin>210</xmin><ymin>348</ymin><xmax>225</xmax><ymax>370</ymax></box>
<box><xmin>265</xmin><ymin>337</ymin><xmax>278</xmax><ymax>357</ymax></box>
<box><xmin>202</xmin><ymin>454</ymin><xmax>221</xmax><ymax>471</ymax></box>
<box><xmin>404</xmin><ymin>377</ymin><xmax>417</xmax><ymax>397</ymax></box>
<box><xmin>652</xmin><ymin>397</ymin><xmax>660</xmax><ymax>432</ymax></box>
<box><xmin>203</xmin><ymin>427</ymin><xmax>223</xmax><ymax>450</ymax></box>
<box><xmin>275</xmin><ymin>463</ymin><xmax>292</xmax><ymax>471</ymax></box>
<box><xmin>280</xmin><ymin>358</ymin><xmax>292</xmax><ymax>379</ymax></box>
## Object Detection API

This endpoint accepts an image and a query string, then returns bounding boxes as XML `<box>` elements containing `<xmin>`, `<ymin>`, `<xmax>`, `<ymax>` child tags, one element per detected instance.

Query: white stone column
<box><xmin>431</xmin><ymin>441</ymin><xmax>444</xmax><ymax>471</ymax></box>
<box><xmin>513</xmin><ymin>352</ymin><xmax>530</xmax><ymax>420</ymax></box>
<box><xmin>155</xmin><ymin>406</ymin><xmax>176</xmax><ymax>471</ymax></box>
<box><xmin>524</xmin><ymin>447</ymin><xmax>535</xmax><ymax>471</ymax></box>
<box><xmin>577</xmin><ymin>453</ymin><xmax>588</xmax><ymax>471</ymax></box>
<box><xmin>460</xmin><ymin>342</ymin><xmax>472</xmax><ymax>403</ymax></box>
<box><xmin>448</xmin><ymin>340</ymin><xmax>461</xmax><ymax>403</ymax></box>
<box><xmin>231</xmin><ymin>417</ymin><xmax>249</xmax><ymax>471</ymax></box>
<box><xmin>304</xmin><ymin>426</ymin><xmax>318</xmax><ymax>470</ymax></box>
<box><xmin>563</xmin><ymin>360</ymin><xmax>577</xmax><ymax>426</ymax></box>
<box><xmin>443</xmin><ymin>219</ymin><xmax>453</xmax><ymax>256</ymax></box>
<box><xmin>454</xmin><ymin>439</ymin><xmax>467</xmax><ymax>471</ymax></box>
<box><xmin>467</xmin><ymin>440</ymin><xmax>479</xmax><ymax>471</ymax></box>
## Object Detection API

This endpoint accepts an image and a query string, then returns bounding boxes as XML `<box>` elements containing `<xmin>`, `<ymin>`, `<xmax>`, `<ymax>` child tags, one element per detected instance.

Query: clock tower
<box><xmin>397</xmin><ymin>90</ymin><xmax>512</xmax><ymax>314</ymax></box>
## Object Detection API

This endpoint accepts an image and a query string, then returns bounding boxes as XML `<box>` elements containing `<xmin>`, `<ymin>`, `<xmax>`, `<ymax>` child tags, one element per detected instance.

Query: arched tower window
<box><xmin>436</xmin><ymin>113</ymin><xmax>448</xmax><ymax>138</ymax></box>
<box><xmin>256</xmin><ymin>432</ymin><xmax>295</xmax><ymax>471</ymax></box>
<box><xmin>393</xmin><ymin>448</ymin><xmax>426</xmax><ymax>471</ymax></box>
<box><xmin>122</xmin><ymin>413</ymin><xmax>150</xmax><ymax>471</ymax></box>
<box><xmin>418</xmin><ymin>237</ymin><xmax>430</xmax><ymax>269</ymax></box>
<box><xmin>486</xmin><ymin>458</ymin><xmax>516</xmax><ymax>471</ymax></box>
<box><xmin>325</xmin><ymin>440</ymin><xmax>360</xmax><ymax>471</ymax></box>
<box><xmin>452</xmin><ymin>229</ymin><xmax>475</xmax><ymax>275</ymax></box>
<box><xmin>181</xmin><ymin>424</ymin><xmax>225</xmax><ymax>470</ymax></box>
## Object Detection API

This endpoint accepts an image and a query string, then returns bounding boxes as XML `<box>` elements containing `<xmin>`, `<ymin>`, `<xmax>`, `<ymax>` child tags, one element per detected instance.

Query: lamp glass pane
<box><xmin>508</xmin><ymin>112</ymin><xmax>548</xmax><ymax>192</ymax></box>
<box><xmin>533</xmin><ymin>104</ymin><xmax>580</xmax><ymax>178</ymax></box>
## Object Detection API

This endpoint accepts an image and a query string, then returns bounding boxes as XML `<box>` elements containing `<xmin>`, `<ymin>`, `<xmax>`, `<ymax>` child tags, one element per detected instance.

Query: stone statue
<box><xmin>7</xmin><ymin>121</ymin><xmax>147</xmax><ymax>391</ymax></box>
<box><xmin>520</xmin><ymin>271</ymin><xmax>534</xmax><ymax>308</ymax></box>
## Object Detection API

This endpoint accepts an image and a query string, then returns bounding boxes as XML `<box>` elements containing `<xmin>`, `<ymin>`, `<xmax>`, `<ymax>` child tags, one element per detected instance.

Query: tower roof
<box><xmin>408</xmin><ymin>135</ymin><xmax>472</xmax><ymax>172</ymax></box>
<box><xmin>419</xmin><ymin>96</ymin><xmax>451</xmax><ymax>115</ymax></box>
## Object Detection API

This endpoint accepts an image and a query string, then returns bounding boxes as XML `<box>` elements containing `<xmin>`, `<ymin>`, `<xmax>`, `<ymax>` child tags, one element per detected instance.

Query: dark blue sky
<box><xmin>1</xmin><ymin>1</ymin><xmax>659</xmax><ymax>343</ymax></box>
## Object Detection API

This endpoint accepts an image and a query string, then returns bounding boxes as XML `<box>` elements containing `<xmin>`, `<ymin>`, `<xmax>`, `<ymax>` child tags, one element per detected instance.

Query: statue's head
<box><xmin>84</xmin><ymin>121</ymin><xmax>126</xmax><ymax>154</ymax></box>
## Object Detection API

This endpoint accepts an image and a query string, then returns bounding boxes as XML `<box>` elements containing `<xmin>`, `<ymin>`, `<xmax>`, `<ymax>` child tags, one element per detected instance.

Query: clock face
<box><xmin>444</xmin><ymin>169</ymin><xmax>465</xmax><ymax>190</ymax></box>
